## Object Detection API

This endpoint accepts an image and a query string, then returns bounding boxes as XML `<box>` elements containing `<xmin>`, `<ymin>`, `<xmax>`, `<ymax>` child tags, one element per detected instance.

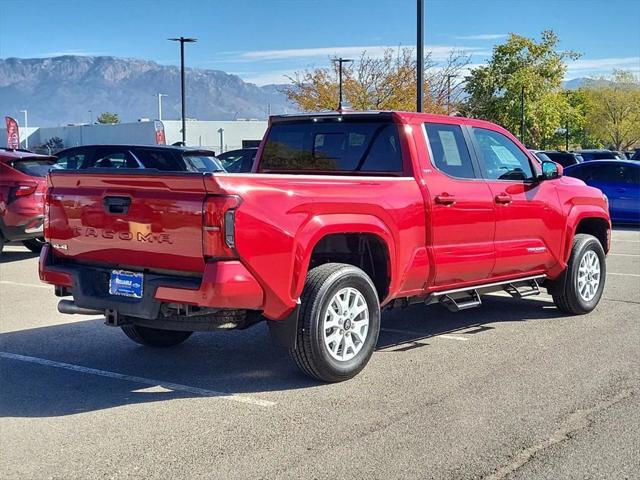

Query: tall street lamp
<box><xmin>417</xmin><ymin>0</ymin><xmax>424</xmax><ymax>112</ymax></box>
<box><xmin>168</xmin><ymin>37</ymin><xmax>197</xmax><ymax>145</ymax></box>
<box><xmin>19</xmin><ymin>110</ymin><xmax>28</xmax><ymax>149</ymax></box>
<box><xmin>332</xmin><ymin>57</ymin><xmax>353</xmax><ymax>110</ymax></box>
<box><xmin>157</xmin><ymin>93</ymin><xmax>168</xmax><ymax>121</ymax></box>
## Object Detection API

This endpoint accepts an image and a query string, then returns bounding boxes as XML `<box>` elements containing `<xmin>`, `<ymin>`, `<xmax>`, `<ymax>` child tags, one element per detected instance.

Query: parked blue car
<box><xmin>564</xmin><ymin>160</ymin><xmax>640</xmax><ymax>224</ymax></box>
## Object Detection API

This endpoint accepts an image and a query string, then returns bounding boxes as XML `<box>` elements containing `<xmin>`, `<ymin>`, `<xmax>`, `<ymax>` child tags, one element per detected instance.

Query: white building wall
<box><xmin>1</xmin><ymin>120</ymin><xmax>268</xmax><ymax>154</ymax></box>
<box><xmin>162</xmin><ymin>120</ymin><xmax>267</xmax><ymax>152</ymax></box>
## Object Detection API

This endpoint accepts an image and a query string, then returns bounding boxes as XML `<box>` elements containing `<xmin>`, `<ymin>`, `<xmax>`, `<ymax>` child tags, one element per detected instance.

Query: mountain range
<box><xmin>0</xmin><ymin>56</ymin><xmax>293</xmax><ymax>126</ymax></box>
<box><xmin>0</xmin><ymin>55</ymin><xmax>601</xmax><ymax>127</ymax></box>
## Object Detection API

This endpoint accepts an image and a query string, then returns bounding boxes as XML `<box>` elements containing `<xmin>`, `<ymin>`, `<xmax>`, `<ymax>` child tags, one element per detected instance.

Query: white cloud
<box><xmin>34</xmin><ymin>50</ymin><xmax>104</xmax><ymax>57</ymax></box>
<box><xmin>237</xmin><ymin>69</ymin><xmax>299</xmax><ymax>86</ymax></box>
<box><xmin>566</xmin><ymin>56</ymin><xmax>640</xmax><ymax>73</ymax></box>
<box><xmin>452</xmin><ymin>34</ymin><xmax>508</xmax><ymax>40</ymax></box>
<box><xmin>235</xmin><ymin>44</ymin><xmax>489</xmax><ymax>62</ymax></box>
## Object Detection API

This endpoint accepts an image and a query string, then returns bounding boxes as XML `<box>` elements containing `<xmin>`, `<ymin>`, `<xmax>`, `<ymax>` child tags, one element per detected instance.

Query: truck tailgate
<box><xmin>47</xmin><ymin>171</ymin><xmax>208</xmax><ymax>273</ymax></box>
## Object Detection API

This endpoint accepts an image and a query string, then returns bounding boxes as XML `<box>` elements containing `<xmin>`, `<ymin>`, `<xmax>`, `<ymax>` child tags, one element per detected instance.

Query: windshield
<box><xmin>183</xmin><ymin>154</ymin><xmax>226</xmax><ymax>172</ymax></box>
<box><xmin>260</xmin><ymin>120</ymin><xmax>404</xmax><ymax>174</ymax></box>
<box><xmin>11</xmin><ymin>158</ymin><xmax>60</xmax><ymax>177</ymax></box>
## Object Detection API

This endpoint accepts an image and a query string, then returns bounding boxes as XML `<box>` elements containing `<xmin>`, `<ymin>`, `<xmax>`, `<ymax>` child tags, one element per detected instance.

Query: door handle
<box><xmin>435</xmin><ymin>194</ymin><xmax>456</xmax><ymax>206</ymax></box>
<box><xmin>495</xmin><ymin>193</ymin><xmax>512</xmax><ymax>204</ymax></box>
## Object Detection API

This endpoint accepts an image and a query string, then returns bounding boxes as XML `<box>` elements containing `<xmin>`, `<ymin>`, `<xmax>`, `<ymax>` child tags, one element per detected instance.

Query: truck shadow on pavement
<box><xmin>0</xmin><ymin>250</ymin><xmax>39</xmax><ymax>264</ymax></box>
<box><xmin>0</xmin><ymin>294</ymin><xmax>567</xmax><ymax>418</ymax></box>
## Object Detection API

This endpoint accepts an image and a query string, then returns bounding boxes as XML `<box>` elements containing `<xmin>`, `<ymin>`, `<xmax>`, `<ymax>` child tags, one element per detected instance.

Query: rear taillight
<box><xmin>203</xmin><ymin>195</ymin><xmax>242</xmax><ymax>259</ymax></box>
<box><xmin>16</xmin><ymin>184</ymin><xmax>37</xmax><ymax>196</ymax></box>
<box><xmin>43</xmin><ymin>188</ymin><xmax>52</xmax><ymax>241</ymax></box>
<box><xmin>9</xmin><ymin>183</ymin><xmax>37</xmax><ymax>202</ymax></box>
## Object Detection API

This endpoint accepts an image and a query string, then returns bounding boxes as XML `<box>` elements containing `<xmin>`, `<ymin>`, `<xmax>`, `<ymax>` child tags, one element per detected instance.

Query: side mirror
<box><xmin>540</xmin><ymin>160</ymin><xmax>562</xmax><ymax>180</ymax></box>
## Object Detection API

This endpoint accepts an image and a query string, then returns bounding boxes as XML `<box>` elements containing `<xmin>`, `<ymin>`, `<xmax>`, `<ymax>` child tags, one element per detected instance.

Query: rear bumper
<box><xmin>0</xmin><ymin>216</ymin><xmax>44</xmax><ymax>242</ymax></box>
<box><xmin>39</xmin><ymin>244</ymin><xmax>264</xmax><ymax>319</ymax></box>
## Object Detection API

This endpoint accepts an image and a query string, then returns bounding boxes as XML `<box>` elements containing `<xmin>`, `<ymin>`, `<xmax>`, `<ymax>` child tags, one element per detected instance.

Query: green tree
<box><xmin>581</xmin><ymin>70</ymin><xmax>640</xmax><ymax>151</ymax></box>
<box><xmin>461</xmin><ymin>30</ymin><xmax>581</xmax><ymax>148</ymax></box>
<box><xmin>284</xmin><ymin>48</ymin><xmax>470</xmax><ymax>113</ymax></box>
<box><xmin>96</xmin><ymin>112</ymin><xmax>120</xmax><ymax>124</ymax></box>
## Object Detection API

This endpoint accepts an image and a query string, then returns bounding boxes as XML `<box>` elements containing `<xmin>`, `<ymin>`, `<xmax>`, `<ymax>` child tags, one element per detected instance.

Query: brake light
<box><xmin>203</xmin><ymin>195</ymin><xmax>242</xmax><ymax>259</ymax></box>
<box><xmin>43</xmin><ymin>188</ymin><xmax>52</xmax><ymax>241</ymax></box>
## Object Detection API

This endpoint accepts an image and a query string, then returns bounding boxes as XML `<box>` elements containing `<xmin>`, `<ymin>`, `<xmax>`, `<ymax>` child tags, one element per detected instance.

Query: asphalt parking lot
<box><xmin>1</xmin><ymin>228</ymin><xmax>639</xmax><ymax>479</ymax></box>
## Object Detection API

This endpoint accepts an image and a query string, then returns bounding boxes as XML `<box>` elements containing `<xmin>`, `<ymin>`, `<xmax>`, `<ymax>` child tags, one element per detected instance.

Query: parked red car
<box><xmin>0</xmin><ymin>148</ymin><xmax>57</xmax><ymax>254</ymax></box>
<box><xmin>40</xmin><ymin>112</ymin><xmax>611</xmax><ymax>382</ymax></box>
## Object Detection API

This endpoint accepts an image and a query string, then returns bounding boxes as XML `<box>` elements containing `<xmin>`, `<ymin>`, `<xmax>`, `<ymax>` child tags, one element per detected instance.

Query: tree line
<box><xmin>284</xmin><ymin>30</ymin><xmax>640</xmax><ymax>151</ymax></box>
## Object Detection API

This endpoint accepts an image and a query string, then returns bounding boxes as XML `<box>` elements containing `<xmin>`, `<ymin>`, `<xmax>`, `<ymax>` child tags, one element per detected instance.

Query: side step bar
<box><xmin>427</xmin><ymin>274</ymin><xmax>546</xmax><ymax>312</ymax></box>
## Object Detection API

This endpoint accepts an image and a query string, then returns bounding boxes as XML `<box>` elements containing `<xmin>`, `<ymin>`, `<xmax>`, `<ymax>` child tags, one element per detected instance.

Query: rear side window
<box><xmin>260</xmin><ymin>121</ymin><xmax>403</xmax><ymax>174</ymax></box>
<box><xmin>592</xmin><ymin>164</ymin><xmax>640</xmax><ymax>185</ymax></box>
<box><xmin>135</xmin><ymin>149</ymin><xmax>185</xmax><ymax>171</ymax></box>
<box><xmin>10</xmin><ymin>158</ymin><xmax>58</xmax><ymax>177</ymax></box>
<box><xmin>56</xmin><ymin>150</ymin><xmax>87</xmax><ymax>169</ymax></box>
<box><xmin>424</xmin><ymin>123</ymin><xmax>476</xmax><ymax>179</ymax></box>
<box><xmin>473</xmin><ymin>128</ymin><xmax>534</xmax><ymax>181</ymax></box>
<box><xmin>86</xmin><ymin>149</ymin><xmax>139</xmax><ymax>169</ymax></box>
<box><xmin>183</xmin><ymin>155</ymin><xmax>225</xmax><ymax>172</ymax></box>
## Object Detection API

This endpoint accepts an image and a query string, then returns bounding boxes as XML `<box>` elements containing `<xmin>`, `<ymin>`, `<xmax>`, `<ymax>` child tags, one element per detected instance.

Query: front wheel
<box><xmin>23</xmin><ymin>237</ymin><xmax>45</xmax><ymax>253</ymax></box>
<box><xmin>550</xmin><ymin>233</ymin><xmax>606</xmax><ymax>314</ymax></box>
<box><xmin>121</xmin><ymin>324</ymin><xmax>193</xmax><ymax>347</ymax></box>
<box><xmin>291</xmin><ymin>263</ymin><xmax>381</xmax><ymax>383</ymax></box>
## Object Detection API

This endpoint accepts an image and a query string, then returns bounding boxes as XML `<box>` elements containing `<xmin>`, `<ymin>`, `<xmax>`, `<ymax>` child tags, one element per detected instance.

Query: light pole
<box><xmin>332</xmin><ymin>58</ymin><xmax>353</xmax><ymax>110</ymax></box>
<box><xmin>218</xmin><ymin>128</ymin><xmax>224</xmax><ymax>154</ymax></box>
<box><xmin>417</xmin><ymin>0</ymin><xmax>424</xmax><ymax>112</ymax></box>
<box><xmin>157</xmin><ymin>93</ymin><xmax>167</xmax><ymax>121</ymax></box>
<box><xmin>446</xmin><ymin>74</ymin><xmax>456</xmax><ymax>115</ymax></box>
<box><xmin>520</xmin><ymin>86</ymin><xmax>526</xmax><ymax>144</ymax></box>
<box><xmin>168</xmin><ymin>36</ymin><xmax>197</xmax><ymax>145</ymax></box>
<box><xmin>19</xmin><ymin>110</ymin><xmax>28</xmax><ymax>149</ymax></box>
<box><xmin>88</xmin><ymin>110</ymin><xmax>93</xmax><ymax>124</ymax></box>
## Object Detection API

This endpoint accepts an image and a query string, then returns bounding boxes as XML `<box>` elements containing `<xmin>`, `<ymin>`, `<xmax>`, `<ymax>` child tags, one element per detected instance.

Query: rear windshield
<box><xmin>11</xmin><ymin>158</ymin><xmax>59</xmax><ymax>177</ymax></box>
<box><xmin>260</xmin><ymin>120</ymin><xmax>404</xmax><ymax>174</ymax></box>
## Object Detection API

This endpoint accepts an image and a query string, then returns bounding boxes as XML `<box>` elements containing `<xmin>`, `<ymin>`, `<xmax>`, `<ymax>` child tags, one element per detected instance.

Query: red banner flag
<box><xmin>5</xmin><ymin>116</ymin><xmax>20</xmax><ymax>149</ymax></box>
<box><xmin>154</xmin><ymin>120</ymin><xmax>166</xmax><ymax>145</ymax></box>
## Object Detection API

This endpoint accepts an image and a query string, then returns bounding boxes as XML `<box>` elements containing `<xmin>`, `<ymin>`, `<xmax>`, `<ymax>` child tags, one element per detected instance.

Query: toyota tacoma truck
<box><xmin>40</xmin><ymin>112</ymin><xmax>611</xmax><ymax>382</ymax></box>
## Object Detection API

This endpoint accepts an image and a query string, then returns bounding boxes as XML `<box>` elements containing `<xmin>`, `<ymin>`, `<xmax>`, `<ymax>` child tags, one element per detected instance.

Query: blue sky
<box><xmin>1</xmin><ymin>0</ymin><xmax>639</xmax><ymax>85</ymax></box>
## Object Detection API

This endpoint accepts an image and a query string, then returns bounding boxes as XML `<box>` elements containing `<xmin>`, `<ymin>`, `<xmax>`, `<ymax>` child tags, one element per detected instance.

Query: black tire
<box><xmin>549</xmin><ymin>233</ymin><xmax>606</xmax><ymax>314</ymax></box>
<box><xmin>121</xmin><ymin>324</ymin><xmax>193</xmax><ymax>347</ymax></box>
<box><xmin>291</xmin><ymin>263</ymin><xmax>381</xmax><ymax>383</ymax></box>
<box><xmin>22</xmin><ymin>237</ymin><xmax>45</xmax><ymax>253</ymax></box>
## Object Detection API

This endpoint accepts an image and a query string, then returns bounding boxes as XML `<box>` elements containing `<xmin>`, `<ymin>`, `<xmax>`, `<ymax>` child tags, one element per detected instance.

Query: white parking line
<box><xmin>0</xmin><ymin>351</ymin><xmax>275</xmax><ymax>408</ymax></box>
<box><xmin>0</xmin><ymin>280</ymin><xmax>49</xmax><ymax>289</ymax></box>
<box><xmin>609</xmin><ymin>253</ymin><xmax>640</xmax><ymax>257</ymax></box>
<box><xmin>381</xmin><ymin>328</ymin><xmax>469</xmax><ymax>341</ymax></box>
<box><xmin>609</xmin><ymin>272</ymin><xmax>640</xmax><ymax>277</ymax></box>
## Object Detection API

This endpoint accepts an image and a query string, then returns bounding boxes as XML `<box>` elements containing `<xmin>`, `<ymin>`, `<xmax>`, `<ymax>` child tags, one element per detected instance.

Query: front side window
<box><xmin>260</xmin><ymin>120</ymin><xmax>403</xmax><ymax>174</ymax></box>
<box><xmin>424</xmin><ymin>123</ymin><xmax>476</xmax><ymax>179</ymax></box>
<box><xmin>473</xmin><ymin>128</ymin><xmax>534</xmax><ymax>181</ymax></box>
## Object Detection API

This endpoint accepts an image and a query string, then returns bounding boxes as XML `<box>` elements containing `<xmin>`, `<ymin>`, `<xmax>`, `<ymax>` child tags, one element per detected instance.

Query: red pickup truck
<box><xmin>40</xmin><ymin>111</ymin><xmax>611</xmax><ymax>382</ymax></box>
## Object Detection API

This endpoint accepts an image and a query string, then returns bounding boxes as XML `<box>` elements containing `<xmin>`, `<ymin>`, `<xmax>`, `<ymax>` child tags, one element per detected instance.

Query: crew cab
<box><xmin>40</xmin><ymin>111</ymin><xmax>611</xmax><ymax>382</ymax></box>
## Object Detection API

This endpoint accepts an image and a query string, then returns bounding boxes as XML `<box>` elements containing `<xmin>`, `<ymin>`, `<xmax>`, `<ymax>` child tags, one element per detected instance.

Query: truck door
<box><xmin>469</xmin><ymin>127</ymin><xmax>564</xmax><ymax>277</ymax></box>
<box><xmin>421</xmin><ymin>122</ymin><xmax>496</xmax><ymax>287</ymax></box>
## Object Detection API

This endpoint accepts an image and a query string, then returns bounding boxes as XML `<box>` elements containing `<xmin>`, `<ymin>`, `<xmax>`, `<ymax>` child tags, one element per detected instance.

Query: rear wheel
<box><xmin>121</xmin><ymin>324</ymin><xmax>193</xmax><ymax>347</ymax></box>
<box><xmin>291</xmin><ymin>263</ymin><xmax>381</xmax><ymax>383</ymax></box>
<box><xmin>23</xmin><ymin>237</ymin><xmax>45</xmax><ymax>253</ymax></box>
<box><xmin>550</xmin><ymin>233</ymin><xmax>606</xmax><ymax>314</ymax></box>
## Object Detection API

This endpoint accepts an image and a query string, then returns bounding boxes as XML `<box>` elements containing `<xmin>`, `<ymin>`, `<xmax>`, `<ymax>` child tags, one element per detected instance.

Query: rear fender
<box><xmin>292</xmin><ymin>214</ymin><xmax>396</xmax><ymax>303</ymax></box>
